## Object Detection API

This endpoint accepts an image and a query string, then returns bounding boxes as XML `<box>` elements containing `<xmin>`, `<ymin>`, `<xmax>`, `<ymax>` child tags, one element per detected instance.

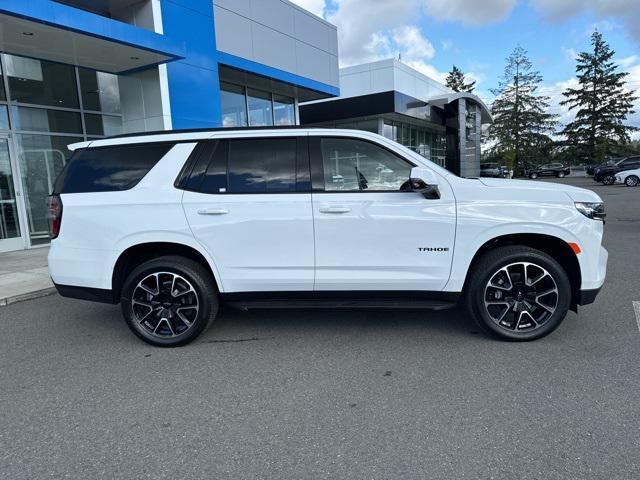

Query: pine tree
<box><xmin>488</xmin><ymin>46</ymin><xmax>557</xmax><ymax>172</ymax></box>
<box><xmin>445</xmin><ymin>65</ymin><xmax>476</xmax><ymax>93</ymax></box>
<box><xmin>561</xmin><ymin>31</ymin><xmax>638</xmax><ymax>163</ymax></box>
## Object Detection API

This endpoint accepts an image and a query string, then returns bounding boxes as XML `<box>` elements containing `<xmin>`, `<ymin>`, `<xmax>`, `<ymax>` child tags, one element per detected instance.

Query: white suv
<box><xmin>48</xmin><ymin>128</ymin><xmax>608</xmax><ymax>346</ymax></box>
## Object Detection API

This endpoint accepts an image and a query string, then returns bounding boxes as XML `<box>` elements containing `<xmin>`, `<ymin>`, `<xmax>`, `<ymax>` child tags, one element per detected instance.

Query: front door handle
<box><xmin>197</xmin><ymin>207</ymin><xmax>229</xmax><ymax>216</ymax></box>
<box><xmin>319</xmin><ymin>206</ymin><xmax>351</xmax><ymax>214</ymax></box>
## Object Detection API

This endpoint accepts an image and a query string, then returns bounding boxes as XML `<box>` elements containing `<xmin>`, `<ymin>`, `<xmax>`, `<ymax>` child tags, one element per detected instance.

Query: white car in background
<box><xmin>615</xmin><ymin>168</ymin><xmax>640</xmax><ymax>187</ymax></box>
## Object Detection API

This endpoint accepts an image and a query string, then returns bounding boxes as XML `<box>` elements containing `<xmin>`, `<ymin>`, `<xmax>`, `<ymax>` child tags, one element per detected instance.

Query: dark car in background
<box><xmin>593</xmin><ymin>156</ymin><xmax>640</xmax><ymax>185</ymax></box>
<box><xmin>527</xmin><ymin>163</ymin><xmax>571</xmax><ymax>179</ymax></box>
<box><xmin>586</xmin><ymin>159</ymin><xmax>619</xmax><ymax>176</ymax></box>
<box><xmin>480</xmin><ymin>163</ymin><xmax>508</xmax><ymax>178</ymax></box>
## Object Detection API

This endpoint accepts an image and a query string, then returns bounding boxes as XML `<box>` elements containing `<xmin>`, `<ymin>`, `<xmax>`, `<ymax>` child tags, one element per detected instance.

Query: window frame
<box><xmin>309</xmin><ymin>136</ymin><xmax>417</xmax><ymax>194</ymax></box>
<box><xmin>175</xmin><ymin>136</ymin><xmax>311</xmax><ymax>195</ymax></box>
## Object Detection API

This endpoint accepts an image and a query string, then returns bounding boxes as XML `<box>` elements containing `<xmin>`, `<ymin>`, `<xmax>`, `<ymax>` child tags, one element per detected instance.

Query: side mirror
<box><xmin>409</xmin><ymin>167</ymin><xmax>441</xmax><ymax>199</ymax></box>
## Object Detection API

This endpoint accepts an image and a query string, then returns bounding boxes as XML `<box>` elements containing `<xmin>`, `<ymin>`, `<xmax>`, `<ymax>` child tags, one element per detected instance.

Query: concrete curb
<box><xmin>0</xmin><ymin>287</ymin><xmax>57</xmax><ymax>307</ymax></box>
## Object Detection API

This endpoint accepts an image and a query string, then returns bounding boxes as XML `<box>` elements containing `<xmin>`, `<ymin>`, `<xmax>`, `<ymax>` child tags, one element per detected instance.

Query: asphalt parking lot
<box><xmin>1</xmin><ymin>176</ymin><xmax>639</xmax><ymax>480</ymax></box>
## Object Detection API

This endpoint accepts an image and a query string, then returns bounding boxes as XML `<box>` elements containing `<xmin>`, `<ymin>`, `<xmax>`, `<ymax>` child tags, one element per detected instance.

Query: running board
<box><xmin>220</xmin><ymin>291</ymin><xmax>459</xmax><ymax>312</ymax></box>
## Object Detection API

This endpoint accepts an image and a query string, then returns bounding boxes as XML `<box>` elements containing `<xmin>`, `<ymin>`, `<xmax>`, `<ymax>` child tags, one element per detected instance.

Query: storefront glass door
<box><xmin>0</xmin><ymin>135</ymin><xmax>26</xmax><ymax>252</ymax></box>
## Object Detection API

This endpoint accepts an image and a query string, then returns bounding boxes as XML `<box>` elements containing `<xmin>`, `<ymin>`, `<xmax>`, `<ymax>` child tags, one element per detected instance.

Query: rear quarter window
<box><xmin>53</xmin><ymin>143</ymin><xmax>174</xmax><ymax>193</ymax></box>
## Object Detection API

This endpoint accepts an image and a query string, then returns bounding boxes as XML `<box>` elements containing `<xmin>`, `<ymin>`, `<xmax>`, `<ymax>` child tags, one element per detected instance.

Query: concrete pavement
<box><xmin>0</xmin><ymin>247</ymin><xmax>54</xmax><ymax>306</ymax></box>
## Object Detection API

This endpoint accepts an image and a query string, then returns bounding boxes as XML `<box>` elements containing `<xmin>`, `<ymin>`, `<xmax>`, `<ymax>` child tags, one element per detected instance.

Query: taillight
<box><xmin>47</xmin><ymin>194</ymin><xmax>63</xmax><ymax>239</ymax></box>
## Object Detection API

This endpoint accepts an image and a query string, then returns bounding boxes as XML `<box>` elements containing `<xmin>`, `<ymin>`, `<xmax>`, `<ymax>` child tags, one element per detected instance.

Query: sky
<box><xmin>290</xmin><ymin>0</ymin><xmax>640</xmax><ymax>138</ymax></box>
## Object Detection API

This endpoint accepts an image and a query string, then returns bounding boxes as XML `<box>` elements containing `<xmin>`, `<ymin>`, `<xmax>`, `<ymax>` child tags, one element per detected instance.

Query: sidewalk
<box><xmin>0</xmin><ymin>248</ymin><xmax>55</xmax><ymax>306</ymax></box>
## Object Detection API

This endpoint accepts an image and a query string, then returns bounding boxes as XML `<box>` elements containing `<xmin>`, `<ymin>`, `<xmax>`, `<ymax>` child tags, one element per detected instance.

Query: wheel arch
<box><xmin>112</xmin><ymin>242</ymin><xmax>221</xmax><ymax>300</ymax></box>
<box><xmin>462</xmin><ymin>233</ymin><xmax>582</xmax><ymax>310</ymax></box>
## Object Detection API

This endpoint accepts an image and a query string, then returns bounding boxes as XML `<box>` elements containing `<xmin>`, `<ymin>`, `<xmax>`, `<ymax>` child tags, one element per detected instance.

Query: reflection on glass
<box><xmin>78</xmin><ymin>68</ymin><xmax>121</xmax><ymax>113</ymax></box>
<box><xmin>321</xmin><ymin>138</ymin><xmax>412</xmax><ymax>192</ymax></box>
<box><xmin>11</xmin><ymin>106</ymin><xmax>82</xmax><ymax>134</ymax></box>
<box><xmin>84</xmin><ymin>114</ymin><xmax>123</xmax><ymax>136</ymax></box>
<box><xmin>0</xmin><ymin>106</ymin><xmax>9</xmax><ymax>130</ymax></box>
<box><xmin>248</xmin><ymin>88</ymin><xmax>273</xmax><ymax>127</ymax></box>
<box><xmin>273</xmin><ymin>95</ymin><xmax>295</xmax><ymax>126</ymax></box>
<box><xmin>15</xmin><ymin>134</ymin><xmax>82</xmax><ymax>245</ymax></box>
<box><xmin>5</xmin><ymin>54</ymin><xmax>79</xmax><ymax>108</ymax></box>
<box><xmin>220</xmin><ymin>82</ymin><xmax>247</xmax><ymax>127</ymax></box>
<box><xmin>0</xmin><ymin>139</ymin><xmax>20</xmax><ymax>239</ymax></box>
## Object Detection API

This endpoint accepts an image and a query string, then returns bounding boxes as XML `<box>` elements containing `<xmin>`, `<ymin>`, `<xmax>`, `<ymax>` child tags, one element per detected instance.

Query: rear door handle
<box><xmin>197</xmin><ymin>207</ymin><xmax>229</xmax><ymax>216</ymax></box>
<box><xmin>319</xmin><ymin>206</ymin><xmax>351</xmax><ymax>214</ymax></box>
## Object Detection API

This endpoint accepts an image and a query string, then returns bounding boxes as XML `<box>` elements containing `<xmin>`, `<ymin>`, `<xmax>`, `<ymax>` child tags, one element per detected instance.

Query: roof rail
<box><xmin>103</xmin><ymin>125</ymin><xmax>330</xmax><ymax>141</ymax></box>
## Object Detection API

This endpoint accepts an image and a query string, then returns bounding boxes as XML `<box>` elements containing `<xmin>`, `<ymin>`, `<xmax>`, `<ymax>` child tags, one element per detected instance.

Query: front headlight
<box><xmin>575</xmin><ymin>202</ymin><xmax>606</xmax><ymax>220</ymax></box>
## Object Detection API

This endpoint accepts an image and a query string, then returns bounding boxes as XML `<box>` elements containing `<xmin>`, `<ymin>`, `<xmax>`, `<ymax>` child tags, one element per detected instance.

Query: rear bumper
<box><xmin>577</xmin><ymin>287</ymin><xmax>601</xmax><ymax>306</ymax></box>
<box><xmin>54</xmin><ymin>283</ymin><xmax>117</xmax><ymax>305</ymax></box>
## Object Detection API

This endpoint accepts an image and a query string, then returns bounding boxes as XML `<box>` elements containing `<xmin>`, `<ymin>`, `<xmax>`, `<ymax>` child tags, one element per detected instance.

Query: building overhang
<box><xmin>428</xmin><ymin>92</ymin><xmax>493</xmax><ymax>123</ymax></box>
<box><xmin>0</xmin><ymin>0</ymin><xmax>185</xmax><ymax>74</ymax></box>
<box><xmin>217</xmin><ymin>51</ymin><xmax>339</xmax><ymax>102</ymax></box>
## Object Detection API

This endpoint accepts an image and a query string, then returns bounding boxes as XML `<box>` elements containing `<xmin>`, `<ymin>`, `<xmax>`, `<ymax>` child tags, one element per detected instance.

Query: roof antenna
<box><xmin>398</xmin><ymin>52</ymin><xmax>402</xmax><ymax>61</ymax></box>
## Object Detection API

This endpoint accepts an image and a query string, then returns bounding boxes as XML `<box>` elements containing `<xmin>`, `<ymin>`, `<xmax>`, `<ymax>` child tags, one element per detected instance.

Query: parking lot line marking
<box><xmin>634</xmin><ymin>302</ymin><xmax>640</xmax><ymax>333</ymax></box>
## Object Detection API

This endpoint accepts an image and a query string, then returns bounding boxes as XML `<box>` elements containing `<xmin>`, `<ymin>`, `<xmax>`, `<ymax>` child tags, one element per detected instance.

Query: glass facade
<box><xmin>382</xmin><ymin>120</ymin><xmax>446</xmax><ymax>167</ymax></box>
<box><xmin>0</xmin><ymin>53</ymin><xmax>123</xmax><ymax>248</ymax></box>
<box><xmin>220</xmin><ymin>81</ymin><xmax>296</xmax><ymax>128</ymax></box>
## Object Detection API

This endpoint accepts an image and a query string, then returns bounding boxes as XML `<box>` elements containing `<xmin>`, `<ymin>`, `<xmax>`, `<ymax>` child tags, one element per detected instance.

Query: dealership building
<box><xmin>0</xmin><ymin>0</ymin><xmax>488</xmax><ymax>253</ymax></box>
<box><xmin>299</xmin><ymin>59</ymin><xmax>492</xmax><ymax>177</ymax></box>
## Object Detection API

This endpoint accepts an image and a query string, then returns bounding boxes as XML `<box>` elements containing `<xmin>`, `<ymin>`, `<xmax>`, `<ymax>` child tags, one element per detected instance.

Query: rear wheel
<box><xmin>120</xmin><ymin>256</ymin><xmax>218</xmax><ymax>347</ymax></box>
<box><xmin>465</xmin><ymin>246</ymin><xmax>571</xmax><ymax>341</ymax></box>
<box><xmin>602</xmin><ymin>174</ymin><xmax>615</xmax><ymax>185</ymax></box>
<box><xmin>625</xmin><ymin>175</ymin><xmax>639</xmax><ymax>187</ymax></box>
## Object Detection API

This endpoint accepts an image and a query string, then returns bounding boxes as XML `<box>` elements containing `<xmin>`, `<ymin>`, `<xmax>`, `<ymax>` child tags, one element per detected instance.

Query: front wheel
<box><xmin>602</xmin><ymin>174</ymin><xmax>615</xmax><ymax>185</ymax></box>
<box><xmin>120</xmin><ymin>256</ymin><xmax>218</xmax><ymax>347</ymax></box>
<box><xmin>557</xmin><ymin>171</ymin><xmax>565</xmax><ymax>178</ymax></box>
<box><xmin>529</xmin><ymin>173</ymin><xmax>538</xmax><ymax>179</ymax></box>
<box><xmin>465</xmin><ymin>246</ymin><xmax>571</xmax><ymax>341</ymax></box>
<box><xmin>625</xmin><ymin>175</ymin><xmax>639</xmax><ymax>187</ymax></box>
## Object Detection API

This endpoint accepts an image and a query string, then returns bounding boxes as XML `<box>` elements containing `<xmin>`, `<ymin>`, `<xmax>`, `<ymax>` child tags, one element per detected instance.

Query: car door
<box><xmin>181</xmin><ymin>136</ymin><xmax>315</xmax><ymax>292</ymax></box>
<box><xmin>309</xmin><ymin>134</ymin><xmax>456</xmax><ymax>291</ymax></box>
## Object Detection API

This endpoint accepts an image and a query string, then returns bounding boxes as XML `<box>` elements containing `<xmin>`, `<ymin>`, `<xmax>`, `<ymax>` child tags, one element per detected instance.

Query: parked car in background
<box><xmin>586</xmin><ymin>159</ymin><xmax>619</xmax><ymax>176</ymax></box>
<box><xmin>480</xmin><ymin>163</ymin><xmax>508</xmax><ymax>178</ymax></box>
<box><xmin>615</xmin><ymin>167</ymin><xmax>640</xmax><ymax>187</ymax></box>
<box><xmin>593</xmin><ymin>156</ymin><xmax>640</xmax><ymax>185</ymax></box>
<box><xmin>48</xmin><ymin>127</ymin><xmax>607</xmax><ymax>346</ymax></box>
<box><xmin>527</xmin><ymin>163</ymin><xmax>571</xmax><ymax>179</ymax></box>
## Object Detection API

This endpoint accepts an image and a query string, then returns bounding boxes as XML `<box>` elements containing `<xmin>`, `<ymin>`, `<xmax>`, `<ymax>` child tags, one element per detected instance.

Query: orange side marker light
<box><xmin>568</xmin><ymin>242</ymin><xmax>581</xmax><ymax>255</ymax></box>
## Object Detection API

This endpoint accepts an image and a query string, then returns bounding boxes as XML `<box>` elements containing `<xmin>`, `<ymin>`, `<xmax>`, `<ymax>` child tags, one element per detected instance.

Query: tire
<box><xmin>464</xmin><ymin>246</ymin><xmax>571</xmax><ymax>341</ymax></box>
<box><xmin>625</xmin><ymin>175</ymin><xmax>639</xmax><ymax>187</ymax></box>
<box><xmin>602</xmin><ymin>174</ymin><xmax>615</xmax><ymax>185</ymax></box>
<box><xmin>529</xmin><ymin>173</ymin><xmax>538</xmax><ymax>179</ymax></box>
<box><xmin>120</xmin><ymin>256</ymin><xmax>218</xmax><ymax>347</ymax></box>
<box><xmin>557</xmin><ymin>171</ymin><xmax>565</xmax><ymax>178</ymax></box>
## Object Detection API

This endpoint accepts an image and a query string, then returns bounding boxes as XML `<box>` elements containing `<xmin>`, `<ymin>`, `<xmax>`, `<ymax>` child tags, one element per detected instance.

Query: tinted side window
<box><xmin>228</xmin><ymin>139</ymin><xmax>297</xmax><ymax>193</ymax></box>
<box><xmin>320</xmin><ymin>138</ymin><xmax>413</xmax><ymax>192</ymax></box>
<box><xmin>54</xmin><ymin>143</ymin><xmax>173</xmax><ymax>193</ymax></box>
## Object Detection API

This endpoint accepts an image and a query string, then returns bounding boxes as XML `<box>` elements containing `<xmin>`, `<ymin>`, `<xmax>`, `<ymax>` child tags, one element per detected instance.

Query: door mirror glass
<box><xmin>409</xmin><ymin>167</ymin><xmax>440</xmax><ymax>199</ymax></box>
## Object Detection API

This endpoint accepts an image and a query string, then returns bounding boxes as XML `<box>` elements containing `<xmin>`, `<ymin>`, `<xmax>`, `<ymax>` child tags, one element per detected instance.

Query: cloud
<box><xmin>288</xmin><ymin>0</ymin><xmax>326</xmax><ymax>18</ymax></box>
<box><xmin>327</xmin><ymin>0</ymin><xmax>419</xmax><ymax>66</ymax></box>
<box><xmin>421</xmin><ymin>0</ymin><xmax>517</xmax><ymax>25</ymax></box>
<box><xmin>531</xmin><ymin>0</ymin><xmax>640</xmax><ymax>42</ymax></box>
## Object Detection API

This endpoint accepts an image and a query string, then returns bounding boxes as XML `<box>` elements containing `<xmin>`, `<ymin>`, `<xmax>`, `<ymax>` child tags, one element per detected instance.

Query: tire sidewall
<box><xmin>470</xmin><ymin>249</ymin><xmax>572</xmax><ymax>341</ymax></box>
<box><xmin>121</xmin><ymin>258</ymin><xmax>216</xmax><ymax>347</ymax></box>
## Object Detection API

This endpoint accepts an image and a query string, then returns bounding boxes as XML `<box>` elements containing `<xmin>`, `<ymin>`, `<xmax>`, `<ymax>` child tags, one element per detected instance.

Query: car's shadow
<box><xmin>82</xmin><ymin>300</ymin><xmax>487</xmax><ymax>346</ymax></box>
